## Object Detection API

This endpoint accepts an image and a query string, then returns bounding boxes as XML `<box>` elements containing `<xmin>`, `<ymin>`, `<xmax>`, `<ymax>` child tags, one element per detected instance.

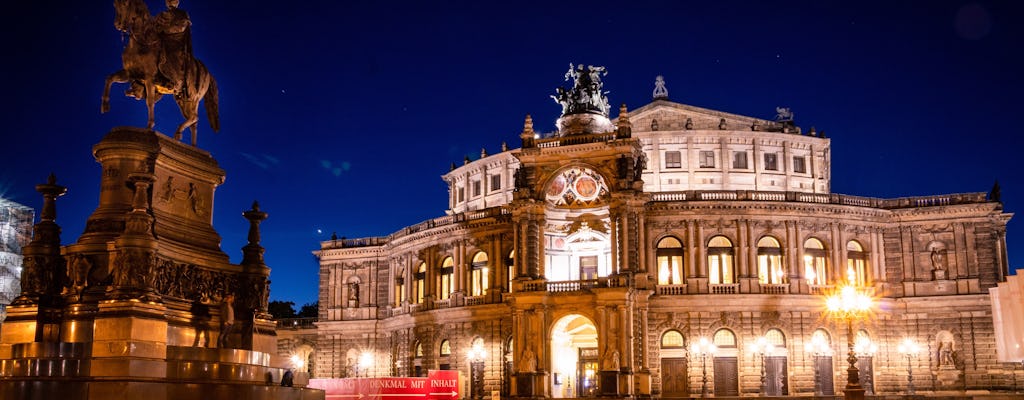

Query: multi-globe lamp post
<box><xmin>824</xmin><ymin>284</ymin><xmax>873</xmax><ymax>400</ymax></box>
<box><xmin>897</xmin><ymin>338</ymin><xmax>921</xmax><ymax>395</ymax></box>
<box><xmin>804</xmin><ymin>335</ymin><xmax>831</xmax><ymax>396</ymax></box>
<box><xmin>467</xmin><ymin>341</ymin><xmax>487</xmax><ymax>400</ymax></box>
<box><xmin>690</xmin><ymin>337</ymin><xmax>717</xmax><ymax>398</ymax></box>
<box><xmin>748</xmin><ymin>336</ymin><xmax>774</xmax><ymax>396</ymax></box>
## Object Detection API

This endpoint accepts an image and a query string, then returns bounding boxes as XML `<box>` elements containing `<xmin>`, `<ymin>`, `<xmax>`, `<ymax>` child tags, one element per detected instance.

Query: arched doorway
<box><xmin>550</xmin><ymin>314</ymin><xmax>598</xmax><ymax>398</ymax></box>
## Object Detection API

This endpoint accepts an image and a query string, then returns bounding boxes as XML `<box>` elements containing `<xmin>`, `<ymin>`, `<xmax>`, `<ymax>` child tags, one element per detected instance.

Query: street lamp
<box><xmin>467</xmin><ymin>341</ymin><xmax>487</xmax><ymax>400</ymax></box>
<box><xmin>804</xmin><ymin>334</ymin><xmax>831</xmax><ymax>396</ymax></box>
<box><xmin>823</xmin><ymin>284</ymin><xmax>873</xmax><ymax>400</ymax></box>
<box><xmin>853</xmin><ymin>335</ymin><xmax>877</xmax><ymax>395</ymax></box>
<box><xmin>748</xmin><ymin>336</ymin><xmax>774</xmax><ymax>396</ymax></box>
<box><xmin>690</xmin><ymin>337</ymin><xmax>717</xmax><ymax>398</ymax></box>
<box><xmin>896</xmin><ymin>338</ymin><xmax>920</xmax><ymax>395</ymax></box>
<box><xmin>358</xmin><ymin>351</ymin><xmax>374</xmax><ymax>378</ymax></box>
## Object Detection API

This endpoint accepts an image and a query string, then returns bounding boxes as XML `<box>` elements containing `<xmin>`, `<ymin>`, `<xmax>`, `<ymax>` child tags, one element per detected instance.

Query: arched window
<box><xmin>394</xmin><ymin>267</ymin><xmax>405</xmax><ymax>307</ymax></box>
<box><xmin>506</xmin><ymin>250</ymin><xmax>515</xmax><ymax>292</ymax></box>
<box><xmin>439</xmin><ymin>339</ymin><xmax>452</xmax><ymax>357</ymax></box>
<box><xmin>707</xmin><ymin>236</ymin><xmax>735</xmax><ymax>284</ymax></box>
<box><xmin>803</xmin><ymin>238</ymin><xmax>829</xmax><ymax>285</ymax></box>
<box><xmin>846</xmin><ymin>241</ymin><xmax>868</xmax><ymax>286</ymax></box>
<box><xmin>713</xmin><ymin>329</ymin><xmax>737</xmax><ymax>348</ymax></box>
<box><xmin>765</xmin><ymin>328</ymin><xmax>786</xmax><ymax>348</ymax></box>
<box><xmin>414</xmin><ymin>341</ymin><xmax>424</xmax><ymax>358</ymax></box>
<box><xmin>470</xmin><ymin>252</ymin><xmax>489</xmax><ymax>296</ymax></box>
<box><xmin>757</xmin><ymin>236</ymin><xmax>785</xmax><ymax>285</ymax></box>
<box><xmin>439</xmin><ymin>257</ymin><xmax>454</xmax><ymax>300</ymax></box>
<box><xmin>811</xmin><ymin>329</ymin><xmax>831</xmax><ymax>347</ymax></box>
<box><xmin>661</xmin><ymin>330</ymin><xmax>685</xmax><ymax>348</ymax></box>
<box><xmin>657</xmin><ymin>237</ymin><xmax>684</xmax><ymax>285</ymax></box>
<box><xmin>415</xmin><ymin>262</ymin><xmax>426</xmax><ymax>304</ymax></box>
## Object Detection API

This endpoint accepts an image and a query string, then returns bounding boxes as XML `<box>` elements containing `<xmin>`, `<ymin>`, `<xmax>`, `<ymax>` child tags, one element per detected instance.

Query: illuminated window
<box><xmin>661</xmin><ymin>330</ymin><xmax>685</xmax><ymax>348</ymax></box>
<box><xmin>656</xmin><ymin>237</ymin><xmax>684</xmax><ymax>285</ymax></box>
<box><xmin>803</xmin><ymin>238</ymin><xmax>828</xmax><ymax>285</ymax></box>
<box><xmin>415</xmin><ymin>262</ymin><xmax>426</xmax><ymax>304</ymax></box>
<box><xmin>811</xmin><ymin>329</ymin><xmax>831</xmax><ymax>346</ymax></box>
<box><xmin>793</xmin><ymin>156</ymin><xmax>806</xmax><ymax>174</ymax></box>
<box><xmin>439</xmin><ymin>257</ymin><xmax>454</xmax><ymax>300</ymax></box>
<box><xmin>713</xmin><ymin>329</ymin><xmax>736</xmax><ymax>348</ymax></box>
<box><xmin>699</xmin><ymin>151</ymin><xmax>715</xmax><ymax>168</ymax></box>
<box><xmin>440</xmin><ymin>340</ymin><xmax>451</xmax><ymax>356</ymax></box>
<box><xmin>757</xmin><ymin>236</ymin><xmax>786</xmax><ymax>285</ymax></box>
<box><xmin>470</xmin><ymin>252</ymin><xmax>489</xmax><ymax>296</ymax></box>
<box><xmin>846</xmin><ymin>241</ymin><xmax>869</xmax><ymax>286</ymax></box>
<box><xmin>733</xmin><ymin>151</ymin><xmax>748</xmax><ymax>169</ymax></box>
<box><xmin>764</xmin><ymin>153</ymin><xmax>778</xmax><ymax>171</ymax></box>
<box><xmin>707</xmin><ymin>236</ymin><xmax>734</xmax><ymax>284</ymax></box>
<box><xmin>415</xmin><ymin>341</ymin><xmax>424</xmax><ymax>358</ymax></box>
<box><xmin>506</xmin><ymin>250</ymin><xmax>515</xmax><ymax>291</ymax></box>
<box><xmin>394</xmin><ymin>268</ymin><xmax>405</xmax><ymax>307</ymax></box>
<box><xmin>765</xmin><ymin>329</ymin><xmax>786</xmax><ymax>347</ymax></box>
<box><xmin>665</xmin><ymin>151</ymin><xmax>682</xmax><ymax>169</ymax></box>
<box><xmin>490</xmin><ymin>174</ymin><xmax>501</xmax><ymax>192</ymax></box>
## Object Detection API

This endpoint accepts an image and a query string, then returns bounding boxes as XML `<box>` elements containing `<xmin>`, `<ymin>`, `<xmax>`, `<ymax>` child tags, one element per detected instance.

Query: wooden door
<box><xmin>765</xmin><ymin>356</ymin><xmax>788</xmax><ymax>395</ymax></box>
<box><xmin>712</xmin><ymin>357</ymin><xmax>739</xmax><ymax>396</ymax></box>
<box><xmin>814</xmin><ymin>356</ymin><xmax>835</xmax><ymax>395</ymax></box>
<box><xmin>660</xmin><ymin>358</ymin><xmax>688</xmax><ymax>397</ymax></box>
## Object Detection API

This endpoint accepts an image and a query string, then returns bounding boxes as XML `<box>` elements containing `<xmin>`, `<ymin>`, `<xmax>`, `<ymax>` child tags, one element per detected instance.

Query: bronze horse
<box><xmin>102</xmin><ymin>0</ymin><xmax>219</xmax><ymax>146</ymax></box>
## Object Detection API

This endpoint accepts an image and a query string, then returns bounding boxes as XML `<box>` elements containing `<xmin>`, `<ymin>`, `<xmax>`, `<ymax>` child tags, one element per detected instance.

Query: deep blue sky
<box><xmin>3</xmin><ymin>1</ymin><xmax>1022</xmax><ymax>306</ymax></box>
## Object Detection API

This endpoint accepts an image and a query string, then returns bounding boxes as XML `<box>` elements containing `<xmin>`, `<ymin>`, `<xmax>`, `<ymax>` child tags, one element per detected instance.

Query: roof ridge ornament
<box><xmin>653</xmin><ymin>75</ymin><xmax>669</xmax><ymax>100</ymax></box>
<box><xmin>552</xmin><ymin>63</ymin><xmax>610</xmax><ymax>117</ymax></box>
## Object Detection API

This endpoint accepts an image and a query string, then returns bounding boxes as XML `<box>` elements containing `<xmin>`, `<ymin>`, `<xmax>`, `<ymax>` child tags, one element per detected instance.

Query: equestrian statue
<box><xmin>102</xmin><ymin>0</ymin><xmax>219</xmax><ymax>146</ymax></box>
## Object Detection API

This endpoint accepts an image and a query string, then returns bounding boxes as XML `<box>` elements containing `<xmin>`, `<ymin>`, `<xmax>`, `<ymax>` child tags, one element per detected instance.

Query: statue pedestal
<box><xmin>599</xmin><ymin>370</ymin><xmax>619</xmax><ymax>396</ymax></box>
<box><xmin>934</xmin><ymin>367</ymin><xmax>962</xmax><ymax>389</ymax></box>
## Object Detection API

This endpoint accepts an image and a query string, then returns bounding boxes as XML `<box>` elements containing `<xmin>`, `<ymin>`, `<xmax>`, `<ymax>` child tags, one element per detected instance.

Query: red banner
<box><xmin>310</xmin><ymin>370</ymin><xmax>460</xmax><ymax>400</ymax></box>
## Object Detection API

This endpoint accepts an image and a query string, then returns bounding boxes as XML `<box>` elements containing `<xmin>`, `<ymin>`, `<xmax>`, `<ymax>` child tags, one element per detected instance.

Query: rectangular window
<box><xmin>457</xmin><ymin>187</ymin><xmax>465</xmax><ymax>203</ymax></box>
<box><xmin>472</xmin><ymin>180</ymin><xmax>481</xmax><ymax>197</ymax></box>
<box><xmin>793</xmin><ymin>156</ymin><xmax>807</xmax><ymax>174</ymax></box>
<box><xmin>764</xmin><ymin>153</ymin><xmax>778</xmax><ymax>171</ymax></box>
<box><xmin>732</xmin><ymin>152</ymin><xmax>748</xmax><ymax>169</ymax></box>
<box><xmin>665</xmin><ymin>151</ymin><xmax>682</xmax><ymax>169</ymax></box>
<box><xmin>699</xmin><ymin>151</ymin><xmax>715</xmax><ymax>168</ymax></box>
<box><xmin>490</xmin><ymin>174</ymin><xmax>501</xmax><ymax>191</ymax></box>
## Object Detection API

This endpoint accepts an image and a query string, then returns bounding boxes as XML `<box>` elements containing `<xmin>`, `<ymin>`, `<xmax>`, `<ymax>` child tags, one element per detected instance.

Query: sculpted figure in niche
<box><xmin>603</xmin><ymin>348</ymin><xmax>620</xmax><ymax>371</ymax></box>
<box><xmin>938</xmin><ymin>341</ymin><xmax>955</xmax><ymax>368</ymax></box>
<box><xmin>520</xmin><ymin>346</ymin><xmax>537</xmax><ymax>373</ymax></box>
<box><xmin>929</xmin><ymin>242</ymin><xmax>948</xmax><ymax>280</ymax></box>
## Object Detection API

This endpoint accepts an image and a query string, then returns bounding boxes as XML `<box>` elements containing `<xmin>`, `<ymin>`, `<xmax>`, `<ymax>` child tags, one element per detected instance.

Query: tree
<box><xmin>298</xmin><ymin>301</ymin><xmax>319</xmax><ymax>318</ymax></box>
<box><xmin>268</xmin><ymin>300</ymin><xmax>296</xmax><ymax>319</ymax></box>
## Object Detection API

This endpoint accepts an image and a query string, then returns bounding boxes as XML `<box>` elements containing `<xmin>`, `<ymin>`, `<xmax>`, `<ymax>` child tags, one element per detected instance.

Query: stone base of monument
<box><xmin>0</xmin><ymin>342</ymin><xmax>321</xmax><ymax>399</ymax></box>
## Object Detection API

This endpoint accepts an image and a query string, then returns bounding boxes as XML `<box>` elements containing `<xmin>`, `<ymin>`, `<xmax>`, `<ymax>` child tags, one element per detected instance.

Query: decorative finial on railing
<box><xmin>520</xmin><ymin>114</ymin><xmax>536</xmax><ymax>148</ymax></box>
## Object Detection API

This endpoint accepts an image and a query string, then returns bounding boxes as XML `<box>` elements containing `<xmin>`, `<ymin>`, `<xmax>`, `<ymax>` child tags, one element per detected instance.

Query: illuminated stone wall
<box><xmin>0</xmin><ymin>198</ymin><xmax>33</xmax><ymax>321</ymax></box>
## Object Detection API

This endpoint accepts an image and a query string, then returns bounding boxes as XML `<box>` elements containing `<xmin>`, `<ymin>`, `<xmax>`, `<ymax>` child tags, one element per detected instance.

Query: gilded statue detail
<box><xmin>102</xmin><ymin>0</ymin><xmax>220</xmax><ymax>146</ymax></box>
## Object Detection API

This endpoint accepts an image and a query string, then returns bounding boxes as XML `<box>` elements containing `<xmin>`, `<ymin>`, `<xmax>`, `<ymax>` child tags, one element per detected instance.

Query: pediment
<box><xmin>619</xmin><ymin>99</ymin><xmax>790</xmax><ymax>133</ymax></box>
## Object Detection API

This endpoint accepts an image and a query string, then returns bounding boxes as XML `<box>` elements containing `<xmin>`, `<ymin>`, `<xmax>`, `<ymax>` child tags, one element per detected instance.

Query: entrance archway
<box><xmin>550</xmin><ymin>314</ymin><xmax>598</xmax><ymax>398</ymax></box>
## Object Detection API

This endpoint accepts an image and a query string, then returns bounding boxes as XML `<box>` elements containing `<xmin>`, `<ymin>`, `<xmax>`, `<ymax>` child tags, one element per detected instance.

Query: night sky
<box><xmin>3</xmin><ymin>1</ymin><xmax>1022</xmax><ymax>306</ymax></box>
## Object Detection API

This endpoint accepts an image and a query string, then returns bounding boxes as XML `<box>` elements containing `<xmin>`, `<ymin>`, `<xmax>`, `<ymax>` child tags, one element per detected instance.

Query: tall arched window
<box><xmin>439</xmin><ymin>257</ymin><xmax>454</xmax><ymax>300</ymax></box>
<box><xmin>470</xmin><ymin>252</ymin><xmax>489</xmax><ymax>296</ymax></box>
<box><xmin>415</xmin><ymin>262</ymin><xmax>426</xmax><ymax>304</ymax></box>
<box><xmin>657</xmin><ymin>237</ymin><xmax>684</xmax><ymax>285</ymax></box>
<box><xmin>394</xmin><ymin>267</ymin><xmax>405</xmax><ymax>307</ymax></box>
<box><xmin>765</xmin><ymin>328</ymin><xmax>786</xmax><ymax>348</ymax></box>
<box><xmin>440</xmin><ymin>339</ymin><xmax>452</xmax><ymax>357</ymax></box>
<box><xmin>803</xmin><ymin>238</ymin><xmax>829</xmax><ymax>285</ymax></box>
<box><xmin>506</xmin><ymin>250</ymin><xmax>515</xmax><ymax>292</ymax></box>
<box><xmin>846</xmin><ymin>241</ymin><xmax>868</xmax><ymax>286</ymax></box>
<box><xmin>707</xmin><ymin>236</ymin><xmax>735</xmax><ymax>284</ymax></box>
<box><xmin>757</xmin><ymin>236</ymin><xmax>785</xmax><ymax>284</ymax></box>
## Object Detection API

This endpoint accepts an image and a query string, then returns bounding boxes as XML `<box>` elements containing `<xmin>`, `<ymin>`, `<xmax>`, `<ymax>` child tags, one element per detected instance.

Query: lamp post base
<box><xmin>843</xmin><ymin>385</ymin><xmax>865</xmax><ymax>400</ymax></box>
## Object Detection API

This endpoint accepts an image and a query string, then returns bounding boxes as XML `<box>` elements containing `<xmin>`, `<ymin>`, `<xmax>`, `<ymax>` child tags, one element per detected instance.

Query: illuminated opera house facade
<box><xmin>294</xmin><ymin>67</ymin><xmax>1017</xmax><ymax>397</ymax></box>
